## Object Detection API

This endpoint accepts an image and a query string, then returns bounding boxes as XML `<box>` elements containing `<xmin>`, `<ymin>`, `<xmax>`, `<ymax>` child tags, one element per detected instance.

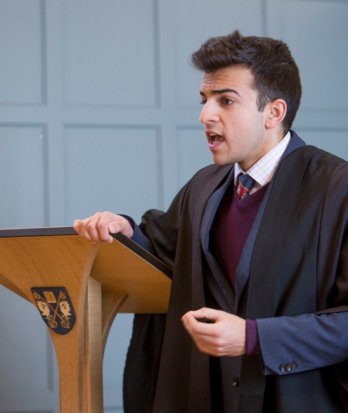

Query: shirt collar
<box><xmin>234</xmin><ymin>132</ymin><xmax>291</xmax><ymax>187</ymax></box>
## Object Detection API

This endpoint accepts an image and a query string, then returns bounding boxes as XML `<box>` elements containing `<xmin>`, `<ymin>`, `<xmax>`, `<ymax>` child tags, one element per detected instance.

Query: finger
<box><xmin>78</xmin><ymin>213</ymin><xmax>106</xmax><ymax>243</ymax></box>
<box><xmin>73</xmin><ymin>216</ymin><xmax>95</xmax><ymax>241</ymax></box>
<box><xmin>95</xmin><ymin>216</ymin><xmax>115</xmax><ymax>243</ymax></box>
<box><xmin>183</xmin><ymin>324</ymin><xmax>221</xmax><ymax>355</ymax></box>
<box><xmin>182</xmin><ymin>311</ymin><xmax>216</xmax><ymax>336</ymax></box>
<box><xmin>73</xmin><ymin>219</ymin><xmax>83</xmax><ymax>234</ymax></box>
<box><xmin>190</xmin><ymin>307</ymin><xmax>221</xmax><ymax>323</ymax></box>
<box><xmin>109</xmin><ymin>217</ymin><xmax>134</xmax><ymax>238</ymax></box>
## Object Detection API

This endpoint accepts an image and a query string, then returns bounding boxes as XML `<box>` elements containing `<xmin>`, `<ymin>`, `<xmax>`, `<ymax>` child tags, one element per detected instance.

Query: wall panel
<box><xmin>64</xmin><ymin>125</ymin><xmax>162</xmax><ymax>222</ymax></box>
<box><xmin>0</xmin><ymin>125</ymin><xmax>46</xmax><ymax>228</ymax></box>
<box><xmin>62</xmin><ymin>0</ymin><xmax>159</xmax><ymax>107</ymax></box>
<box><xmin>0</xmin><ymin>0</ymin><xmax>44</xmax><ymax>105</ymax></box>
<box><xmin>296</xmin><ymin>128</ymin><xmax>348</xmax><ymax>160</ymax></box>
<box><xmin>267</xmin><ymin>0</ymin><xmax>348</xmax><ymax>111</ymax></box>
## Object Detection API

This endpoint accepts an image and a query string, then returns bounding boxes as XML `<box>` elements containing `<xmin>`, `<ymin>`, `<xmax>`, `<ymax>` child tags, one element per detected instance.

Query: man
<box><xmin>74</xmin><ymin>31</ymin><xmax>348</xmax><ymax>412</ymax></box>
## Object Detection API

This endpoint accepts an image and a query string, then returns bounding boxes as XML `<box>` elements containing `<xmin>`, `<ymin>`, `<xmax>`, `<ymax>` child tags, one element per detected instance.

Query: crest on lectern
<box><xmin>31</xmin><ymin>287</ymin><xmax>76</xmax><ymax>334</ymax></box>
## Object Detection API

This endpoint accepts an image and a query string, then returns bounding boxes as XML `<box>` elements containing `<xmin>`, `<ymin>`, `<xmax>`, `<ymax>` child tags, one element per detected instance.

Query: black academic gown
<box><xmin>124</xmin><ymin>132</ymin><xmax>348</xmax><ymax>413</ymax></box>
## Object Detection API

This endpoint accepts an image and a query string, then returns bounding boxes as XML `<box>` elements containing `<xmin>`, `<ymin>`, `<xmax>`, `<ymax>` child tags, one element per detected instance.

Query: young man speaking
<box><xmin>74</xmin><ymin>31</ymin><xmax>348</xmax><ymax>412</ymax></box>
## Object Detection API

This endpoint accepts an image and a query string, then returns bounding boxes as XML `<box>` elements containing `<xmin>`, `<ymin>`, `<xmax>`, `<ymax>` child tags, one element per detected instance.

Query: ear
<box><xmin>265</xmin><ymin>99</ymin><xmax>287</xmax><ymax>129</ymax></box>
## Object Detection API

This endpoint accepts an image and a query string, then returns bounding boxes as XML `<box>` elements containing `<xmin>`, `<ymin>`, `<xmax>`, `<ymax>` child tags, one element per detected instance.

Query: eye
<box><xmin>221</xmin><ymin>97</ymin><xmax>234</xmax><ymax>105</ymax></box>
<box><xmin>200</xmin><ymin>98</ymin><xmax>207</xmax><ymax>105</ymax></box>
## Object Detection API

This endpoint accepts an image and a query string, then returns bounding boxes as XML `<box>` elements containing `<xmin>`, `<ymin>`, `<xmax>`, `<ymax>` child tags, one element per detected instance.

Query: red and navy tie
<box><xmin>237</xmin><ymin>173</ymin><xmax>255</xmax><ymax>200</ymax></box>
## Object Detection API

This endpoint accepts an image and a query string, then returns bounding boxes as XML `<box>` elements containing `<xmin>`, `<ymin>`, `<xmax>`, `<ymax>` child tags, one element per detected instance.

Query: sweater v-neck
<box><xmin>211</xmin><ymin>184</ymin><xmax>269</xmax><ymax>286</ymax></box>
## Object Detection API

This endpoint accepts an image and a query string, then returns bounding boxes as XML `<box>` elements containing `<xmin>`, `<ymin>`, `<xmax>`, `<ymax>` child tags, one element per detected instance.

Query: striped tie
<box><xmin>237</xmin><ymin>173</ymin><xmax>255</xmax><ymax>200</ymax></box>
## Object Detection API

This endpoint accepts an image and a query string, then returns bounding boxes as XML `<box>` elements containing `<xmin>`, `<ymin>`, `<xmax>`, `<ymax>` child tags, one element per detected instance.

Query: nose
<box><xmin>199</xmin><ymin>100</ymin><xmax>219</xmax><ymax>125</ymax></box>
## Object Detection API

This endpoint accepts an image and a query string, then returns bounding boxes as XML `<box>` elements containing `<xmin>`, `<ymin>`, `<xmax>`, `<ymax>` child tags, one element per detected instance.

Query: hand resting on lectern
<box><xmin>73</xmin><ymin>211</ymin><xmax>134</xmax><ymax>244</ymax></box>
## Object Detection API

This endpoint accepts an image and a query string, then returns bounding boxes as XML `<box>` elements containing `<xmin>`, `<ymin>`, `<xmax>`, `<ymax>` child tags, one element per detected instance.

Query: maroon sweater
<box><xmin>211</xmin><ymin>183</ymin><xmax>268</xmax><ymax>355</ymax></box>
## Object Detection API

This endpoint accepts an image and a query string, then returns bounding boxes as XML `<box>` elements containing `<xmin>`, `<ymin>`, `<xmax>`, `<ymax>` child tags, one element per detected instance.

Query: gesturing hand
<box><xmin>181</xmin><ymin>307</ymin><xmax>246</xmax><ymax>357</ymax></box>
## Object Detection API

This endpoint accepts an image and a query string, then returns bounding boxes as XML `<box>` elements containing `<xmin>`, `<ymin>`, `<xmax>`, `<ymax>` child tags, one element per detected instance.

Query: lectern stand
<box><xmin>0</xmin><ymin>227</ymin><xmax>171</xmax><ymax>413</ymax></box>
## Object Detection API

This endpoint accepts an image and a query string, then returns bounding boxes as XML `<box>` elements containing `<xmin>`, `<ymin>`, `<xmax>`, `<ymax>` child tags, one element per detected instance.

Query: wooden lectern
<box><xmin>0</xmin><ymin>227</ymin><xmax>171</xmax><ymax>413</ymax></box>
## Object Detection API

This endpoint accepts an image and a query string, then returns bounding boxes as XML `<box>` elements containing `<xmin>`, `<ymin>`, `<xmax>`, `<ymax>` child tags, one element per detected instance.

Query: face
<box><xmin>199</xmin><ymin>65</ymin><xmax>275</xmax><ymax>169</ymax></box>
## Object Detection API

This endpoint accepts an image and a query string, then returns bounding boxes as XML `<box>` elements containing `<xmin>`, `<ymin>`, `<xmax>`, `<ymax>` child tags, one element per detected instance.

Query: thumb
<box><xmin>191</xmin><ymin>307</ymin><xmax>221</xmax><ymax>323</ymax></box>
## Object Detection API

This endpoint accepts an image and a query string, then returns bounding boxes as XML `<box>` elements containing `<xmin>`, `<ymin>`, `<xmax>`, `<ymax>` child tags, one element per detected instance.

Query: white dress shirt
<box><xmin>234</xmin><ymin>132</ymin><xmax>291</xmax><ymax>193</ymax></box>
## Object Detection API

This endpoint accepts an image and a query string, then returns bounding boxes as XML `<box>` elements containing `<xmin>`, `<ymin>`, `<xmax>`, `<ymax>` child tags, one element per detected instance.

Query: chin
<box><xmin>212</xmin><ymin>156</ymin><xmax>234</xmax><ymax>166</ymax></box>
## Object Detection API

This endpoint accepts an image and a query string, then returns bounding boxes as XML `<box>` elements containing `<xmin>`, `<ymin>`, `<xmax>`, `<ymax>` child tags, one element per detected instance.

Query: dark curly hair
<box><xmin>192</xmin><ymin>30</ymin><xmax>302</xmax><ymax>133</ymax></box>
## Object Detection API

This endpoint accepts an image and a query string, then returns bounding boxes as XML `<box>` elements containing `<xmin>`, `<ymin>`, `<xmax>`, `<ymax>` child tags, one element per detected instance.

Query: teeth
<box><xmin>208</xmin><ymin>133</ymin><xmax>223</xmax><ymax>143</ymax></box>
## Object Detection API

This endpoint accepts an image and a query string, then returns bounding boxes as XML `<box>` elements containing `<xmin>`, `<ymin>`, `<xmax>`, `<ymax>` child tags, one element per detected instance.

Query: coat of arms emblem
<box><xmin>31</xmin><ymin>287</ymin><xmax>76</xmax><ymax>334</ymax></box>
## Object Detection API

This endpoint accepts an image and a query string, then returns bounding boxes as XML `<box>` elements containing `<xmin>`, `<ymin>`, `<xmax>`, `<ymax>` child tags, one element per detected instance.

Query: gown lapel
<box><xmin>200</xmin><ymin>167</ymin><xmax>236</xmax><ymax>311</ymax></box>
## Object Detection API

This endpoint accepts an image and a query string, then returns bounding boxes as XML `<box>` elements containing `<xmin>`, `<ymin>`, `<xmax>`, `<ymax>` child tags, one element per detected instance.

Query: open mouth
<box><xmin>207</xmin><ymin>133</ymin><xmax>224</xmax><ymax>148</ymax></box>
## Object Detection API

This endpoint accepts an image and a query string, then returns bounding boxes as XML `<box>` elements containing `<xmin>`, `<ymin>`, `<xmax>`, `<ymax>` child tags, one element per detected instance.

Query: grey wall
<box><xmin>0</xmin><ymin>0</ymin><xmax>347</xmax><ymax>412</ymax></box>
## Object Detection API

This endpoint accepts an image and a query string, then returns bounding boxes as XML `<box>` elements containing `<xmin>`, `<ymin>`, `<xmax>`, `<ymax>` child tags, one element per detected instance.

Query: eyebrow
<box><xmin>200</xmin><ymin>88</ymin><xmax>240</xmax><ymax>97</ymax></box>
